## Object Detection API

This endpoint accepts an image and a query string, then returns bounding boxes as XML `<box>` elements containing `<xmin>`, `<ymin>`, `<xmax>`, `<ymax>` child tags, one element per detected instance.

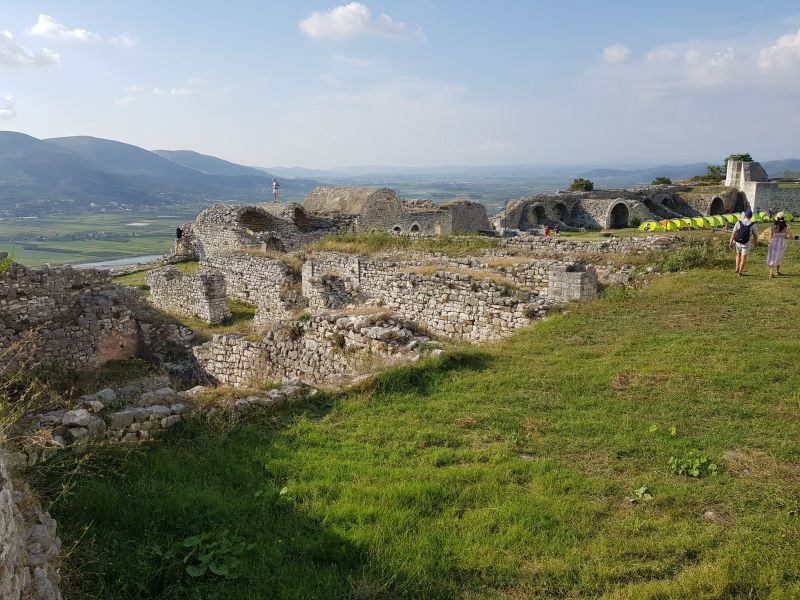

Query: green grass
<box><xmin>112</xmin><ymin>261</ymin><xmax>200</xmax><ymax>294</ymax></box>
<box><xmin>306</xmin><ymin>231</ymin><xmax>501</xmax><ymax>256</ymax></box>
<box><xmin>28</xmin><ymin>240</ymin><xmax>800</xmax><ymax>599</ymax></box>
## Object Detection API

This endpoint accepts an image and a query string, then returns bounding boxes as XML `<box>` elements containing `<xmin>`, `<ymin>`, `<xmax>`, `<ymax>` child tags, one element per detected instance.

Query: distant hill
<box><xmin>155</xmin><ymin>149</ymin><xmax>271</xmax><ymax>178</ymax></box>
<box><xmin>0</xmin><ymin>132</ymin><xmax>319</xmax><ymax>214</ymax></box>
<box><xmin>762</xmin><ymin>159</ymin><xmax>800</xmax><ymax>178</ymax></box>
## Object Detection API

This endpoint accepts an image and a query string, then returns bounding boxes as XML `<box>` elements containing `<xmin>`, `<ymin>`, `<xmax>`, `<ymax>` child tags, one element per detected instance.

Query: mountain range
<box><xmin>1</xmin><ymin>130</ymin><xmax>798</xmax><ymax>216</ymax></box>
<box><xmin>0</xmin><ymin>132</ymin><xmax>317</xmax><ymax>214</ymax></box>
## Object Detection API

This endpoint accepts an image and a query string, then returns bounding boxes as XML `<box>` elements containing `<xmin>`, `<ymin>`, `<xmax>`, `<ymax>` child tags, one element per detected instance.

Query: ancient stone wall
<box><xmin>193</xmin><ymin>313</ymin><xmax>428</xmax><ymax>386</ymax></box>
<box><xmin>502</xmin><ymin>234</ymin><xmax>679</xmax><ymax>255</ymax></box>
<box><xmin>548</xmin><ymin>264</ymin><xmax>598</xmax><ymax>303</ymax></box>
<box><xmin>0</xmin><ymin>265</ymin><xmax>143</xmax><ymax>369</ymax></box>
<box><xmin>446</xmin><ymin>201</ymin><xmax>492</xmax><ymax>233</ymax></box>
<box><xmin>0</xmin><ymin>264</ymin><xmax>196</xmax><ymax>370</ymax></box>
<box><xmin>201</xmin><ymin>254</ymin><xmax>302</xmax><ymax>328</ymax></box>
<box><xmin>0</xmin><ymin>455</ymin><xmax>61</xmax><ymax>600</ymax></box>
<box><xmin>146</xmin><ymin>267</ymin><xmax>230</xmax><ymax>325</ymax></box>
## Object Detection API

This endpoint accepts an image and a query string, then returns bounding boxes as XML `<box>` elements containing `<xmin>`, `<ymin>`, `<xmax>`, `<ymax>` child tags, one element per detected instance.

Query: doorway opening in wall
<box><xmin>410</xmin><ymin>223</ymin><xmax>420</xmax><ymax>233</ymax></box>
<box><xmin>709</xmin><ymin>197</ymin><xmax>725</xmax><ymax>215</ymax></box>
<box><xmin>554</xmin><ymin>203</ymin><xmax>568</xmax><ymax>222</ymax></box>
<box><xmin>239</xmin><ymin>209</ymin><xmax>274</xmax><ymax>233</ymax></box>
<box><xmin>609</xmin><ymin>203</ymin><xmax>629</xmax><ymax>228</ymax></box>
<box><xmin>392</xmin><ymin>226</ymin><xmax>402</xmax><ymax>234</ymax></box>
<box><xmin>520</xmin><ymin>205</ymin><xmax>546</xmax><ymax>229</ymax></box>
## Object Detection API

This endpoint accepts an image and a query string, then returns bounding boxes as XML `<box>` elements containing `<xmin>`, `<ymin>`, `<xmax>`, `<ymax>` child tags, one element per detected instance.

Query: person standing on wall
<box><xmin>272</xmin><ymin>178</ymin><xmax>280</xmax><ymax>202</ymax></box>
<box><xmin>729</xmin><ymin>209</ymin><xmax>758</xmax><ymax>276</ymax></box>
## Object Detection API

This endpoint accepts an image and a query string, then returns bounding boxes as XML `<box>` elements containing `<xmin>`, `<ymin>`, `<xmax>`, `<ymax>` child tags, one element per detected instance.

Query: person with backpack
<box><xmin>729</xmin><ymin>209</ymin><xmax>758</xmax><ymax>276</ymax></box>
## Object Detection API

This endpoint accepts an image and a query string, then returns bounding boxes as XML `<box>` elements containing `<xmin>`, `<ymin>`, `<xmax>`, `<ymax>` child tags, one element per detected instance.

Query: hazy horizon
<box><xmin>3</xmin><ymin>1</ymin><xmax>800</xmax><ymax>169</ymax></box>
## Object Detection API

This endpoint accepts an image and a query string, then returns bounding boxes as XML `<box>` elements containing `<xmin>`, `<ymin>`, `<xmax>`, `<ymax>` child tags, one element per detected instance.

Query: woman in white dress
<box><xmin>766</xmin><ymin>212</ymin><xmax>791</xmax><ymax>278</ymax></box>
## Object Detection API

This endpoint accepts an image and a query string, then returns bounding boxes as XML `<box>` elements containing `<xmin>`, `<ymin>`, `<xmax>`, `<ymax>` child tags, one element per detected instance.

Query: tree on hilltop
<box><xmin>652</xmin><ymin>176</ymin><xmax>672</xmax><ymax>185</ymax></box>
<box><xmin>569</xmin><ymin>178</ymin><xmax>594</xmax><ymax>192</ymax></box>
<box><xmin>726</xmin><ymin>153</ymin><xmax>753</xmax><ymax>163</ymax></box>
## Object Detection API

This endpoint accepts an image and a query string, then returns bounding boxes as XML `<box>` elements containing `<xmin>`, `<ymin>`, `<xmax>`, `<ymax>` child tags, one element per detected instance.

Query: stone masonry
<box><xmin>146</xmin><ymin>266</ymin><xmax>231</xmax><ymax>325</ymax></box>
<box><xmin>548</xmin><ymin>264</ymin><xmax>598</xmax><ymax>303</ymax></box>
<box><xmin>0</xmin><ymin>455</ymin><xmax>61</xmax><ymax>600</ymax></box>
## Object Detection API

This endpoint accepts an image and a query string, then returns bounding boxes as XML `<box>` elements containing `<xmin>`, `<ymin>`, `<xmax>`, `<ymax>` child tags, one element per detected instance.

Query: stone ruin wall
<box><xmin>0</xmin><ymin>263</ymin><xmax>197</xmax><ymax>371</ymax></box>
<box><xmin>0</xmin><ymin>455</ymin><xmax>61</xmax><ymax>600</ymax></box>
<box><xmin>548</xmin><ymin>264</ymin><xmax>599</xmax><ymax>303</ymax></box>
<box><xmin>146</xmin><ymin>267</ymin><xmax>230</xmax><ymax>325</ymax></box>
<box><xmin>1</xmin><ymin>265</ymin><xmax>151</xmax><ymax>370</ymax></box>
<box><xmin>502</xmin><ymin>234</ymin><xmax>680</xmax><ymax>255</ymax></box>
<box><xmin>193</xmin><ymin>313</ymin><xmax>428</xmax><ymax>387</ymax></box>
<box><xmin>201</xmin><ymin>254</ymin><xmax>303</xmax><ymax>328</ymax></box>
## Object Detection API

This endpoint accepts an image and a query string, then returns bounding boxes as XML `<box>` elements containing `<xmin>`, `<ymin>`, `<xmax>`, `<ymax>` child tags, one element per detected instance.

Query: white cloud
<box><xmin>602</xmin><ymin>43</ymin><xmax>630</xmax><ymax>64</ymax></box>
<box><xmin>152</xmin><ymin>87</ymin><xmax>197</xmax><ymax>96</ymax></box>
<box><xmin>30</xmin><ymin>14</ymin><xmax>101</xmax><ymax>43</ymax></box>
<box><xmin>299</xmin><ymin>2</ymin><xmax>424</xmax><ymax>40</ymax></box>
<box><xmin>0</xmin><ymin>95</ymin><xmax>16</xmax><ymax>119</ymax></box>
<box><xmin>332</xmin><ymin>54</ymin><xmax>374</xmax><ymax>68</ymax></box>
<box><xmin>759</xmin><ymin>28</ymin><xmax>800</xmax><ymax>72</ymax></box>
<box><xmin>111</xmin><ymin>33</ymin><xmax>138</xmax><ymax>48</ymax></box>
<box><xmin>647</xmin><ymin>48</ymin><xmax>677</xmax><ymax>62</ymax></box>
<box><xmin>0</xmin><ymin>31</ymin><xmax>60</xmax><ymax>66</ymax></box>
<box><xmin>115</xmin><ymin>96</ymin><xmax>136</xmax><ymax>107</ymax></box>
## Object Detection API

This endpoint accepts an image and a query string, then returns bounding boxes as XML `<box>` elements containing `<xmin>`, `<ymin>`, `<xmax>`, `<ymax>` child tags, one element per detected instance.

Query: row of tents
<box><xmin>639</xmin><ymin>211</ymin><xmax>795</xmax><ymax>232</ymax></box>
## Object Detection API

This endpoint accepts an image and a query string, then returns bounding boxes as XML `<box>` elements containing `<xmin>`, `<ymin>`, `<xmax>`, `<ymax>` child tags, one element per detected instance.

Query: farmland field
<box><xmin>0</xmin><ymin>210</ymin><xmax>197</xmax><ymax>266</ymax></box>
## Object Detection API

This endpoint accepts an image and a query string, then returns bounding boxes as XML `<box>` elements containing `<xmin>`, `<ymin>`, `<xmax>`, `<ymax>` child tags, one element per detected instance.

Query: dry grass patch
<box><xmin>610</xmin><ymin>372</ymin><xmax>669</xmax><ymax>390</ymax></box>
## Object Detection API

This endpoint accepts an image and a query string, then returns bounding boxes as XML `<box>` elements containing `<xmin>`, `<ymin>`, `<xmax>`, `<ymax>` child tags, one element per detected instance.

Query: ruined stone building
<box><xmin>303</xmin><ymin>186</ymin><xmax>492</xmax><ymax>235</ymax></box>
<box><xmin>725</xmin><ymin>159</ymin><xmax>800</xmax><ymax>214</ymax></box>
<box><xmin>496</xmin><ymin>185</ymin><xmax>740</xmax><ymax>232</ymax></box>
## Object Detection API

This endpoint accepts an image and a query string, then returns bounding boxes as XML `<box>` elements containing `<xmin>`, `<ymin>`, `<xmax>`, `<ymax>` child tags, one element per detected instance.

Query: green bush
<box><xmin>669</xmin><ymin>450</ymin><xmax>718</xmax><ymax>478</ymax></box>
<box><xmin>652</xmin><ymin>176</ymin><xmax>672</xmax><ymax>185</ymax></box>
<box><xmin>660</xmin><ymin>237</ymin><xmax>729</xmax><ymax>272</ymax></box>
<box><xmin>569</xmin><ymin>178</ymin><xmax>594</xmax><ymax>192</ymax></box>
<box><xmin>726</xmin><ymin>153</ymin><xmax>753</xmax><ymax>163</ymax></box>
<box><xmin>0</xmin><ymin>252</ymin><xmax>13</xmax><ymax>273</ymax></box>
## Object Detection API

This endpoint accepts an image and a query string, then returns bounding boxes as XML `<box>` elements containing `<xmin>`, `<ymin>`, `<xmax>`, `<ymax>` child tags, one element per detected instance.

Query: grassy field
<box><xmin>0</xmin><ymin>210</ymin><xmax>197</xmax><ymax>266</ymax></box>
<box><xmin>28</xmin><ymin>240</ymin><xmax>800</xmax><ymax>599</ymax></box>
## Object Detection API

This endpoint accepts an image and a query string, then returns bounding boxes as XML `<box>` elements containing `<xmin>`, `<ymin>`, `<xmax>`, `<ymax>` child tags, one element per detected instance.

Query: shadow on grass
<box><xmin>26</xmin><ymin>357</ymin><xmax>478</xmax><ymax>600</ymax></box>
<box><xmin>360</xmin><ymin>350</ymin><xmax>492</xmax><ymax>398</ymax></box>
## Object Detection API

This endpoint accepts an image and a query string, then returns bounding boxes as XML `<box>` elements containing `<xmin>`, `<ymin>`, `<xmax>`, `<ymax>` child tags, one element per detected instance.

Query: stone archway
<box><xmin>709</xmin><ymin>197</ymin><xmax>724</xmax><ymax>215</ymax></box>
<box><xmin>392</xmin><ymin>225</ymin><xmax>402</xmax><ymax>234</ymax></box>
<box><xmin>609</xmin><ymin>203</ymin><xmax>630</xmax><ymax>228</ymax></box>
<box><xmin>554</xmin><ymin>203</ymin><xmax>568</xmax><ymax>222</ymax></box>
<box><xmin>239</xmin><ymin>208</ymin><xmax>273</xmax><ymax>233</ymax></box>
<box><xmin>519</xmin><ymin>205</ymin><xmax>546</xmax><ymax>229</ymax></box>
<box><xmin>410</xmin><ymin>223</ymin><xmax>421</xmax><ymax>233</ymax></box>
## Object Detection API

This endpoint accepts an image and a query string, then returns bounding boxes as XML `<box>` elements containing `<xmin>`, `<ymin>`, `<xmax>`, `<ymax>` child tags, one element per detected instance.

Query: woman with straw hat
<box><xmin>766</xmin><ymin>212</ymin><xmax>792</xmax><ymax>277</ymax></box>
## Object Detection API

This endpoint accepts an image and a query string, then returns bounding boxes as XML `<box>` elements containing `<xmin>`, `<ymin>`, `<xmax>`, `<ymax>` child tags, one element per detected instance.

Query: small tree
<box><xmin>726</xmin><ymin>153</ymin><xmax>753</xmax><ymax>163</ymax></box>
<box><xmin>706</xmin><ymin>165</ymin><xmax>724</xmax><ymax>182</ymax></box>
<box><xmin>652</xmin><ymin>176</ymin><xmax>672</xmax><ymax>185</ymax></box>
<box><xmin>569</xmin><ymin>178</ymin><xmax>594</xmax><ymax>192</ymax></box>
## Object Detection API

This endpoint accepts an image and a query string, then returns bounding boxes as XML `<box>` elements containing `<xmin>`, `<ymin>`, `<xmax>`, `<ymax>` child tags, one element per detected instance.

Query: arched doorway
<box><xmin>392</xmin><ymin>225</ymin><xmax>402</xmax><ymax>234</ymax></box>
<box><xmin>410</xmin><ymin>223</ymin><xmax>421</xmax><ymax>233</ymax></box>
<box><xmin>554</xmin><ymin>203</ymin><xmax>568</xmax><ymax>222</ymax></box>
<box><xmin>519</xmin><ymin>205</ymin><xmax>546</xmax><ymax>229</ymax></box>
<box><xmin>609</xmin><ymin>203</ymin><xmax>629</xmax><ymax>228</ymax></box>
<box><xmin>239</xmin><ymin>209</ymin><xmax>273</xmax><ymax>233</ymax></box>
<box><xmin>709</xmin><ymin>197</ymin><xmax>724</xmax><ymax>215</ymax></box>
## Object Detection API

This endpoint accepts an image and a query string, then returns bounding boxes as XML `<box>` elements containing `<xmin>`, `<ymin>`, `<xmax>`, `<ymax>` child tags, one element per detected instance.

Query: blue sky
<box><xmin>2</xmin><ymin>1</ymin><xmax>800</xmax><ymax>168</ymax></box>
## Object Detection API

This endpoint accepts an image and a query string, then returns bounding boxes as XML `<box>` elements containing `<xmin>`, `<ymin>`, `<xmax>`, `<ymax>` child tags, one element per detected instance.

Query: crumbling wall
<box><xmin>0</xmin><ymin>264</ymin><xmax>196</xmax><ymax>370</ymax></box>
<box><xmin>201</xmin><ymin>254</ymin><xmax>302</xmax><ymax>328</ymax></box>
<box><xmin>502</xmin><ymin>234</ymin><xmax>680</xmax><ymax>255</ymax></box>
<box><xmin>193</xmin><ymin>313</ymin><xmax>427</xmax><ymax>386</ymax></box>
<box><xmin>146</xmin><ymin>267</ymin><xmax>231</xmax><ymax>325</ymax></box>
<box><xmin>0</xmin><ymin>455</ymin><xmax>61</xmax><ymax>600</ymax></box>
<box><xmin>0</xmin><ymin>265</ymin><xmax>143</xmax><ymax>369</ymax></box>
<box><xmin>548</xmin><ymin>265</ymin><xmax>598</xmax><ymax>302</ymax></box>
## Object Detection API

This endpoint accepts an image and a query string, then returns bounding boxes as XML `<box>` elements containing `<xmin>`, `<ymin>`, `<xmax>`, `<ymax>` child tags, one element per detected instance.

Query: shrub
<box><xmin>0</xmin><ymin>252</ymin><xmax>13</xmax><ymax>273</ymax></box>
<box><xmin>652</xmin><ymin>176</ymin><xmax>672</xmax><ymax>185</ymax></box>
<box><xmin>726</xmin><ymin>153</ymin><xmax>753</xmax><ymax>163</ymax></box>
<box><xmin>660</xmin><ymin>237</ymin><xmax>728</xmax><ymax>272</ymax></box>
<box><xmin>569</xmin><ymin>178</ymin><xmax>594</xmax><ymax>192</ymax></box>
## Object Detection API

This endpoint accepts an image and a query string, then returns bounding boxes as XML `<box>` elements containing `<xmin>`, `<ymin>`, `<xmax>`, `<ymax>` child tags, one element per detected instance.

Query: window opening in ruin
<box><xmin>709</xmin><ymin>197</ymin><xmax>724</xmax><ymax>216</ymax></box>
<box><xmin>555</xmin><ymin>203</ymin><xmax>568</xmax><ymax>222</ymax></box>
<box><xmin>520</xmin><ymin>205</ymin><xmax>546</xmax><ymax>229</ymax></box>
<box><xmin>239</xmin><ymin>209</ymin><xmax>273</xmax><ymax>233</ymax></box>
<box><xmin>393</xmin><ymin>226</ymin><xmax>402</xmax><ymax>234</ymax></box>
<box><xmin>609</xmin><ymin>203</ymin><xmax>630</xmax><ymax>228</ymax></box>
<box><xmin>263</xmin><ymin>236</ymin><xmax>286</xmax><ymax>252</ymax></box>
<box><xmin>410</xmin><ymin>223</ymin><xmax>420</xmax><ymax>233</ymax></box>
